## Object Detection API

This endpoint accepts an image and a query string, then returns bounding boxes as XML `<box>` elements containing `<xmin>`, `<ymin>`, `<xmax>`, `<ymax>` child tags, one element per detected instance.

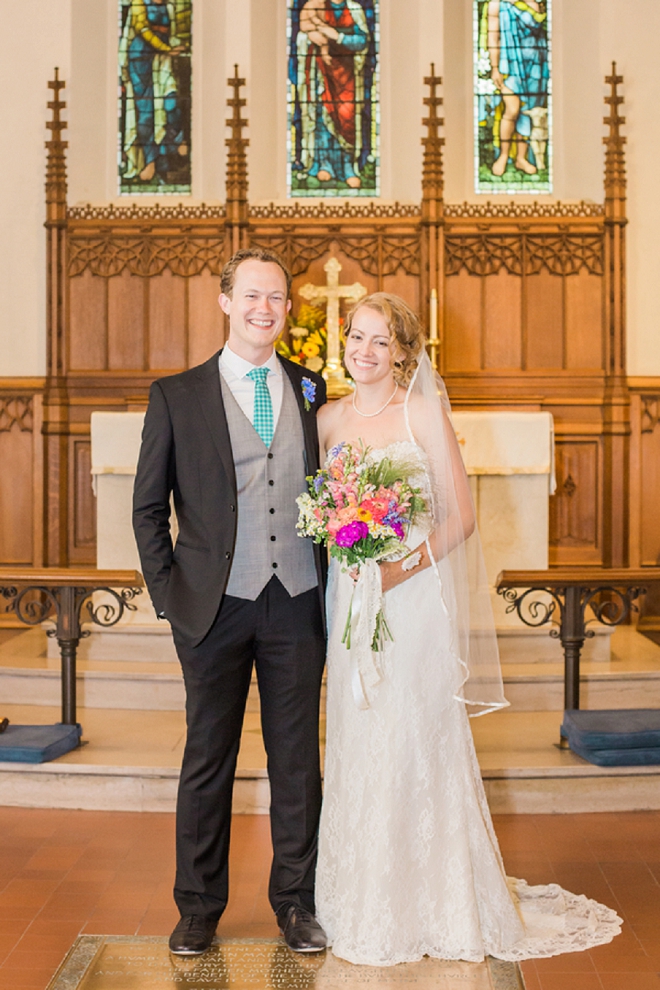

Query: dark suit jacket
<box><xmin>132</xmin><ymin>350</ymin><xmax>328</xmax><ymax>646</ymax></box>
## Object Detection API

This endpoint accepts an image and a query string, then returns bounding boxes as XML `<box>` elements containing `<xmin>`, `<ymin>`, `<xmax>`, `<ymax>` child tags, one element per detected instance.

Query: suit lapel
<box><xmin>280</xmin><ymin>357</ymin><xmax>319</xmax><ymax>475</ymax></box>
<box><xmin>194</xmin><ymin>350</ymin><xmax>237</xmax><ymax>493</ymax></box>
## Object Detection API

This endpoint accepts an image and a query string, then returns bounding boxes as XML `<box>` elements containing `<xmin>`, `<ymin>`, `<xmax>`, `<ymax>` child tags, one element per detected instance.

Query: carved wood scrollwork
<box><xmin>339</xmin><ymin>235</ymin><xmax>421</xmax><ymax>277</ymax></box>
<box><xmin>0</xmin><ymin>397</ymin><xmax>33</xmax><ymax>433</ymax></box>
<box><xmin>248</xmin><ymin>235</ymin><xmax>334</xmax><ymax>277</ymax></box>
<box><xmin>68</xmin><ymin>235</ymin><xmax>225</xmax><ymax>278</ymax></box>
<box><xmin>445</xmin><ymin>234</ymin><xmax>604</xmax><ymax>277</ymax></box>
<box><xmin>444</xmin><ymin>201</ymin><xmax>605</xmax><ymax>219</ymax></box>
<box><xmin>641</xmin><ymin>396</ymin><xmax>660</xmax><ymax>434</ymax></box>
<box><xmin>249</xmin><ymin>233</ymin><xmax>421</xmax><ymax>279</ymax></box>
<box><xmin>249</xmin><ymin>202</ymin><xmax>420</xmax><ymax>219</ymax></box>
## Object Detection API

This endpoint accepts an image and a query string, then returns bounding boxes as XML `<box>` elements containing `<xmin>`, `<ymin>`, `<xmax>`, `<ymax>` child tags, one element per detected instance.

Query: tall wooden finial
<box><xmin>46</xmin><ymin>68</ymin><xmax>68</xmax><ymax>222</ymax></box>
<box><xmin>422</xmin><ymin>63</ymin><xmax>444</xmax><ymax>214</ymax></box>
<box><xmin>225</xmin><ymin>64</ymin><xmax>249</xmax><ymax>238</ymax></box>
<box><xmin>604</xmin><ymin>62</ymin><xmax>626</xmax><ymax>217</ymax></box>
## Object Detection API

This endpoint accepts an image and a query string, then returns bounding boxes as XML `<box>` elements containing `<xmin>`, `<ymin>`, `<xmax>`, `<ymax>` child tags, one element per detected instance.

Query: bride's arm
<box><xmin>379</xmin><ymin>407</ymin><xmax>475</xmax><ymax>592</ymax></box>
<box><xmin>316</xmin><ymin>402</ymin><xmax>333</xmax><ymax>461</ymax></box>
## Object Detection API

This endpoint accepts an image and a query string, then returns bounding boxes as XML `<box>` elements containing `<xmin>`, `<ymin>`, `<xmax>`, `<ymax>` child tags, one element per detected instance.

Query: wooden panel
<box><xmin>107</xmin><ymin>271</ymin><xmax>145</xmax><ymax>370</ymax></box>
<box><xmin>0</xmin><ymin>424</ymin><xmax>33</xmax><ymax>564</ymax></box>
<box><xmin>68</xmin><ymin>438</ymin><xmax>96</xmax><ymax>564</ymax></box>
<box><xmin>483</xmin><ymin>270</ymin><xmax>522</xmax><ymax>369</ymax></box>
<box><xmin>188</xmin><ymin>269</ymin><xmax>225</xmax><ymax>367</ymax></box>
<box><xmin>382</xmin><ymin>271</ymin><xmax>419</xmax><ymax>314</ymax></box>
<box><xmin>640</xmin><ymin>418</ymin><xmax>660</xmax><ymax>566</ymax></box>
<box><xmin>69</xmin><ymin>270</ymin><xmax>107</xmax><ymax>370</ymax></box>
<box><xmin>550</xmin><ymin>440</ymin><xmax>601</xmax><ymax>556</ymax></box>
<box><xmin>565</xmin><ymin>271</ymin><xmax>604</xmax><ymax>370</ymax></box>
<box><xmin>148</xmin><ymin>270</ymin><xmax>187</xmax><ymax>370</ymax></box>
<box><xmin>444</xmin><ymin>271</ymin><xmax>481</xmax><ymax>372</ymax></box>
<box><xmin>525</xmin><ymin>272</ymin><xmax>563</xmax><ymax>369</ymax></box>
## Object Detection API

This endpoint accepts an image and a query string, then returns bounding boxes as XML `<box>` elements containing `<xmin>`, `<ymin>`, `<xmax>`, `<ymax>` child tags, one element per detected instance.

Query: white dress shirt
<box><xmin>218</xmin><ymin>344</ymin><xmax>284</xmax><ymax>428</ymax></box>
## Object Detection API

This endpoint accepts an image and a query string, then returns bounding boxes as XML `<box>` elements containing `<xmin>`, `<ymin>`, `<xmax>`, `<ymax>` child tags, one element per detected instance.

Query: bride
<box><xmin>313</xmin><ymin>292</ymin><xmax>621</xmax><ymax>967</ymax></box>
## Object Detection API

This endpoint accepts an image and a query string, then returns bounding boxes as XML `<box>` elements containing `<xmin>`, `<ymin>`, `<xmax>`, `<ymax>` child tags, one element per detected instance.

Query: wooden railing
<box><xmin>0</xmin><ymin>568</ymin><xmax>143</xmax><ymax>725</ymax></box>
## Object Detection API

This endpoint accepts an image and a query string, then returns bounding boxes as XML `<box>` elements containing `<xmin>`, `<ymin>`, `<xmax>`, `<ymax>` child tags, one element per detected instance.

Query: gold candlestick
<box><xmin>427</xmin><ymin>289</ymin><xmax>441</xmax><ymax>372</ymax></box>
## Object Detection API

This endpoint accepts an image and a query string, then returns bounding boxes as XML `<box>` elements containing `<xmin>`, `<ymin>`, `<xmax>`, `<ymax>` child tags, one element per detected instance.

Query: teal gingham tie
<box><xmin>246</xmin><ymin>367</ymin><xmax>274</xmax><ymax>447</ymax></box>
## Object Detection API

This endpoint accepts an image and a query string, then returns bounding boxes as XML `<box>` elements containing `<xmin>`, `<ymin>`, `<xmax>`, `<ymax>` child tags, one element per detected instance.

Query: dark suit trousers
<box><xmin>172</xmin><ymin>576</ymin><xmax>326</xmax><ymax>922</ymax></box>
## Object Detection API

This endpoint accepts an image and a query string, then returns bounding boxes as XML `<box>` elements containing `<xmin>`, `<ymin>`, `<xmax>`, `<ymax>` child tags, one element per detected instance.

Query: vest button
<box><xmin>270</xmin><ymin>535</ymin><xmax>276</xmax><ymax>542</ymax></box>
<box><xmin>272</xmin><ymin>562</ymin><xmax>278</xmax><ymax>569</ymax></box>
<box><xmin>269</xmin><ymin>508</ymin><xmax>275</xmax><ymax>514</ymax></box>
<box><xmin>268</xmin><ymin>452</ymin><xmax>274</xmax><ymax>459</ymax></box>
<box><xmin>230</xmin><ymin>504</ymin><xmax>235</xmax><ymax>512</ymax></box>
<box><xmin>269</xmin><ymin>479</ymin><xmax>274</xmax><ymax>486</ymax></box>
<box><xmin>225</xmin><ymin>551</ymin><xmax>231</xmax><ymax>559</ymax></box>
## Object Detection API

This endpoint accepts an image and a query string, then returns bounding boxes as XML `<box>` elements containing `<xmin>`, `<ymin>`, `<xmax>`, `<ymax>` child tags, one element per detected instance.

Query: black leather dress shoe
<box><xmin>168</xmin><ymin>915</ymin><xmax>217</xmax><ymax>955</ymax></box>
<box><xmin>277</xmin><ymin>905</ymin><xmax>327</xmax><ymax>953</ymax></box>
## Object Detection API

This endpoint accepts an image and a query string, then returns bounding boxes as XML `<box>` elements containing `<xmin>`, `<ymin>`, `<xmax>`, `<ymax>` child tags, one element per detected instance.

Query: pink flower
<box><xmin>336</xmin><ymin>521</ymin><xmax>369</xmax><ymax>547</ymax></box>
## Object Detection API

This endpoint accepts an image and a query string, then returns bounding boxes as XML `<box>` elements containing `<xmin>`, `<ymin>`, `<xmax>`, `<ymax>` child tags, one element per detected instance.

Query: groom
<box><xmin>133</xmin><ymin>248</ymin><xmax>328</xmax><ymax>956</ymax></box>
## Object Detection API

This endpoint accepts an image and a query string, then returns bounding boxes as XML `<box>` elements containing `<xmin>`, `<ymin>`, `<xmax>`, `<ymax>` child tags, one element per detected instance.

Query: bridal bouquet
<box><xmin>296</xmin><ymin>442</ymin><xmax>427</xmax><ymax>662</ymax></box>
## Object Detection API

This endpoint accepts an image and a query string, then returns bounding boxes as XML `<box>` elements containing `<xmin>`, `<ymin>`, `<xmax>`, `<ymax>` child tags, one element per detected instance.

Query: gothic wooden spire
<box><xmin>604</xmin><ymin>62</ymin><xmax>626</xmax><ymax>218</ymax></box>
<box><xmin>600</xmin><ymin>63</ymin><xmax>629</xmax><ymax>568</ymax></box>
<box><xmin>46</xmin><ymin>68</ymin><xmax>68</xmax><ymax>222</ymax></box>
<box><xmin>225</xmin><ymin>64</ymin><xmax>249</xmax><ymax>239</ymax></box>
<box><xmin>44</xmin><ymin>69</ymin><xmax>70</xmax><ymax>566</ymax></box>
<box><xmin>422</xmin><ymin>64</ymin><xmax>444</xmax><ymax>215</ymax></box>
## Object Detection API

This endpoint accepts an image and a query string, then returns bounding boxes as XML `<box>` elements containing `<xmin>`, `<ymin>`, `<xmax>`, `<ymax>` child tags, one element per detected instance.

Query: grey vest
<box><xmin>221</xmin><ymin>371</ymin><xmax>318</xmax><ymax>600</ymax></box>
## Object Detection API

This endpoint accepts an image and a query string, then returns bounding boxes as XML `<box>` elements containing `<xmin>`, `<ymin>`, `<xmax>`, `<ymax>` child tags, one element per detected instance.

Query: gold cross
<box><xmin>298</xmin><ymin>257</ymin><xmax>367</xmax><ymax>397</ymax></box>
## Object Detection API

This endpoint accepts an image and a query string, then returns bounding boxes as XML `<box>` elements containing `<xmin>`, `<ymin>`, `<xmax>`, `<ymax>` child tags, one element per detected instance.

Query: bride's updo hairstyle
<box><xmin>344</xmin><ymin>293</ymin><xmax>426</xmax><ymax>386</ymax></box>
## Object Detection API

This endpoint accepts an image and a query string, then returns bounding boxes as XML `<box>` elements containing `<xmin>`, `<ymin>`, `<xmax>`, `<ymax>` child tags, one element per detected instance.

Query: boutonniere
<box><xmin>301</xmin><ymin>377</ymin><xmax>317</xmax><ymax>412</ymax></box>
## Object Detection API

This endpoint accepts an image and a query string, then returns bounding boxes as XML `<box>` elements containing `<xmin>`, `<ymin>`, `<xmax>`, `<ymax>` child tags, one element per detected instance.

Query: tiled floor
<box><xmin>0</xmin><ymin>809</ymin><xmax>659</xmax><ymax>990</ymax></box>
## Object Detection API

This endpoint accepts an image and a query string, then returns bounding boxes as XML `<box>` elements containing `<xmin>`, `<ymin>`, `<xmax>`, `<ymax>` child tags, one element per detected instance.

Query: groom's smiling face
<box><xmin>219</xmin><ymin>260</ymin><xmax>291</xmax><ymax>364</ymax></box>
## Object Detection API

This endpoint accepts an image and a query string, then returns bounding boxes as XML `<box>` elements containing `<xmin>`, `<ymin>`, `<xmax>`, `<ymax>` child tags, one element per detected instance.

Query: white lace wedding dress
<box><xmin>316</xmin><ymin>441</ymin><xmax>622</xmax><ymax>967</ymax></box>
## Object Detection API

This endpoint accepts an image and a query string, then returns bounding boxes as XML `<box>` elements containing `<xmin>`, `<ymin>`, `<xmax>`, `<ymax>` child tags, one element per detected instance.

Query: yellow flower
<box><xmin>302</xmin><ymin>341</ymin><xmax>320</xmax><ymax>359</ymax></box>
<box><xmin>357</xmin><ymin>506</ymin><xmax>372</xmax><ymax>522</ymax></box>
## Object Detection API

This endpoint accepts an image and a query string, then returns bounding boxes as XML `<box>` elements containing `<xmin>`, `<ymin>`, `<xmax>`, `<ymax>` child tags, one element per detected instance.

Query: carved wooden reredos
<box><xmin>4</xmin><ymin>61</ymin><xmax>650</xmax><ymax>588</ymax></box>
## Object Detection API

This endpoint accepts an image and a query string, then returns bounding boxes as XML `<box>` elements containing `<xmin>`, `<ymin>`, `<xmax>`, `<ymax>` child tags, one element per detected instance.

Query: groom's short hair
<box><xmin>221</xmin><ymin>248</ymin><xmax>292</xmax><ymax>298</ymax></box>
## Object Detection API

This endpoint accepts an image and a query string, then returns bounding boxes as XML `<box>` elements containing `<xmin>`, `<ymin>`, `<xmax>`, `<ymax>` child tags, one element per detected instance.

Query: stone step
<box><xmin>1</xmin><ymin>626</ymin><xmax>657</xmax><ymax>713</ymax></box>
<box><xmin>1</xmin><ymin>706</ymin><xmax>660</xmax><ymax>816</ymax></box>
<box><xmin>2</xmin><ymin>658</ymin><xmax>658</xmax><ymax>712</ymax></box>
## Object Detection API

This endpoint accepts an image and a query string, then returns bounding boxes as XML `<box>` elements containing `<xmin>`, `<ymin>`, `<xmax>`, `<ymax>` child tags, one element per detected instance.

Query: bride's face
<box><xmin>344</xmin><ymin>307</ymin><xmax>397</xmax><ymax>385</ymax></box>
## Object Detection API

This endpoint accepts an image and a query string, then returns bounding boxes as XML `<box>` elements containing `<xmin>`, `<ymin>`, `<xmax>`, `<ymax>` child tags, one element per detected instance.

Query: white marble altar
<box><xmin>67</xmin><ymin>412</ymin><xmax>178</xmax><ymax>662</ymax></box>
<box><xmin>453</xmin><ymin>411</ymin><xmax>609</xmax><ymax>662</ymax></box>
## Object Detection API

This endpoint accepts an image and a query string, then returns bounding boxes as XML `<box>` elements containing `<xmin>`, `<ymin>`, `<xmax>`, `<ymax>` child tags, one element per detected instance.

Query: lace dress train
<box><xmin>315</xmin><ymin>444</ymin><xmax>622</xmax><ymax>967</ymax></box>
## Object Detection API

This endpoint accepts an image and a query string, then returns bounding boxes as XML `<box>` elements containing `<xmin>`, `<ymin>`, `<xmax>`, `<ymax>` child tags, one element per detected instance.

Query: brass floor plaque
<box><xmin>48</xmin><ymin>937</ymin><xmax>525</xmax><ymax>990</ymax></box>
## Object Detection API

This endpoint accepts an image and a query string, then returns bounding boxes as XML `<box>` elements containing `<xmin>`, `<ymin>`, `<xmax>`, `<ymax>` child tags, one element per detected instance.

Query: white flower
<box><xmin>296</xmin><ymin>493</ymin><xmax>321</xmax><ymax>537</ymax></box>
<box><xmin>290</xmin><ymin>325</ymin><xmax>310</xmax><ymax>338</ymax></box>
<box><xmin>305</xmin><ymin>355</ymin><xmax>324</xmax><ymax>373</ymax></box>
<box><xmin>476</xmin><ymin>50</ymin><xmax>492</xmax><ymax>76</ymax></box>
<box><xmin>476</xmin><ymin>77</ymin><xmax>496</xmax><ymax>96</ymax></box>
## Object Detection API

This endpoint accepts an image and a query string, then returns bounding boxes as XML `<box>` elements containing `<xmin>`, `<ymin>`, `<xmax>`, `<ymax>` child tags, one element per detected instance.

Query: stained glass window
<box><xmin>287</xmin><ymin>0</ymin><xmax>379</xmax><ymax>198</ymax></box>
<box><xmin>474</xmin><ymin>0</ymin><xmax>551</xmax><ymax>194</ymax></box>
<box><xmin>118</xmin><ymin>1</ymin><xmax>192</xmax><ymax>195</ymax></box>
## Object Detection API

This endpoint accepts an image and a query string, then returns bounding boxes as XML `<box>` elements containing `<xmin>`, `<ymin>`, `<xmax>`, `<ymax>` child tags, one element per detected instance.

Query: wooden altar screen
<box><xmin>2</xmin><ymin>64</ymin><xmax>656</xmax><ymax>613</ymax></box>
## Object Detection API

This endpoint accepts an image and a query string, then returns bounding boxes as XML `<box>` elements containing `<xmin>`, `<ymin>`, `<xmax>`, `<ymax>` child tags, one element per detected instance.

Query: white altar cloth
<box><xmin>452</xmin><ymin>411</ymin><xmax>556</xmax><ymax>492</ymax></box>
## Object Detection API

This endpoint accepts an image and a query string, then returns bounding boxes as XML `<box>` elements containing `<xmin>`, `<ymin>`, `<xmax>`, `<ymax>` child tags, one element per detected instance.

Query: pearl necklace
<box><xmin>352</xmin><ymin>383</ymin><xmax>399</xmax><ymax>418</ymax></box>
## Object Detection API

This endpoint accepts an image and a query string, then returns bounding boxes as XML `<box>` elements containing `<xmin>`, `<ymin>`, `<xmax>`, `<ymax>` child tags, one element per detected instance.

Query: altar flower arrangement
<box><xmin>276</xmin><ymin>303</ymin><xmax>345</xmax><ymax>375</ymax></box>
<box><xmin>296</xmin><ymin>442</ymin><xmax>426</xmax><ymax>654</ymax></box>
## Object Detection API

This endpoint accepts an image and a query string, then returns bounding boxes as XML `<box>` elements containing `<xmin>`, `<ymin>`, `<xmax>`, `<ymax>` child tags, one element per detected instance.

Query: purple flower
<box><xmin>329</xmin><ymin>441</ymin><xmax>346</xmax><ymax>459</ymax></box>
<box><xmin>301</xmin><ymin>377</ymin><xmax>316</xmax><ymax>410</ymax></box>
<box><xmin>391</xmin><ymin>522</ymin><xmax>405</xmax><ymax>541</ymax></box>
<box><xmin>335</xmin><ymin>521</ymin><xmax>369</xmax><ymax>548</ymax></box>
<box><xmin>313</xmin><ymin>474</ymin><xmax>325</xmax><ymax>493</ymax></box>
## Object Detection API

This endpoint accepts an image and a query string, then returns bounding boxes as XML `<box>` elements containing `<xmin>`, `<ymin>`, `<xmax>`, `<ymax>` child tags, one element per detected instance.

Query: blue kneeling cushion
<box><xmin>561</xmin><ymin>709</ymin><xmax>660</xmax><ymax>767</ymax></box>
<box><xmin>0</xmin><ymin>723</ymin><xmax>82</xmax><ymax>763</ymax></box>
